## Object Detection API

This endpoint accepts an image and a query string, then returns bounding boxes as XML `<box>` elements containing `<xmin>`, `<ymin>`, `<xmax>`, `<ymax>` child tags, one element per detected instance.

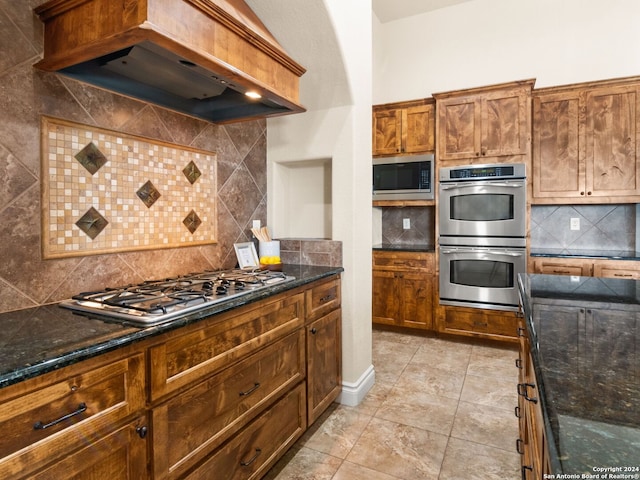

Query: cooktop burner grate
<box><xmin>59</xmin><ymin>269</ymin><xmax>294</xmax><ymax>326</ymax></box>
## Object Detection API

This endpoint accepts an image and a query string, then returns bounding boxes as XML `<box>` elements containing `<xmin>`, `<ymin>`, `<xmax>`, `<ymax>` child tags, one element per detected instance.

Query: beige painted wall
<box><xmin>373</xmin><ymin>0</ymin><xmax>640</xmax><ymax>103</ymax></box>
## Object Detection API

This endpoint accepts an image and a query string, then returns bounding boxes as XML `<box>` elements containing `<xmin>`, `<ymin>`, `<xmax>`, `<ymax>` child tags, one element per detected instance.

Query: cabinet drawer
<box><xmin>0</xmin><ymin>352</ymin><xmax>145</xmax><ymax>479</ymax></box>
<box><xmin>443</xmin><ymin>307</ymin><xmax>517</xmax><ymax>339</ymax></box>
<box><xmin>151</xmin><ymin>330</ymin><xmax>305</xmax><ymax>479</ymax></box>
<box><xmin>149</xmin><ymin>293</ymin><xmax>304</xmax><ymax>401</ymax></box>
<box><xmin>532</xmin><ymin>258</ymin><xmax>592</xmax><ymax>276</ymax></box>
<box><xmin>593</xmin><ymin>262</ymin><xmax>640</xmax><ymax>280</ymax></box>
<box><xmin>184</xmin><ymin>382</ymin><xmax>306</xmax><ymax>480</ymax></box>
<box><xmin>306</xmin><ymin>276</ymin><xmax>341</xmax><ymax>321</ymax></box>
<box><xmin>373</xmin><ymin>251</ymin><xmax>433</xmax><ymax>272</ymax></box>
<box><xmin>26</xmin><ymin>417</ymin><xmax>148</xmax><ymax>480</ymax></box>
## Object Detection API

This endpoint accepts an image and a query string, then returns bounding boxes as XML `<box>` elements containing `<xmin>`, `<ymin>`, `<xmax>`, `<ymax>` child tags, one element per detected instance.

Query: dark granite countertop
<box><xmin>518</xmin><ymin>273</ymin><xmax>640</xmax><ymax>475</ymax></box>
<box><xmin>372</xmin><ymin>243</ymin><xmax>435</xmax><ymax>252</ymax></box>
<box><xmin>530</xmin><ymin>248</ymin><xmax>640</xmax><ymax>261</ymax></box>
<box><xmin>0</xmin><ymin>265</ymin><xmax>343</xmax><ymax>390</ymax></box>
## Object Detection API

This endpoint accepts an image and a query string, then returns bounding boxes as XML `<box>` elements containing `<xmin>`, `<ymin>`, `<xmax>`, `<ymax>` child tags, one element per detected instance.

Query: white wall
<box><xmin>373</xmin><ymin>0</ymin><xmax>640</xmax><ymax>103</ymax></box>
<box><xmin>266</xmin><ymin>0</ymin><xmax>374</xmax><ymax>403</ymax></box>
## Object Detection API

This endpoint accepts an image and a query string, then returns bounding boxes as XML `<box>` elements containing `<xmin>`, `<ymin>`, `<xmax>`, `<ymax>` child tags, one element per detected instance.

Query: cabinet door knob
<box><xmin>310</xmin><ymin>327</ymin><xmax>317</xmax><ymax>335</ymax></box>
<box><xmin>136</xmin><ymin>425</ymin><xmax>148</xmax><ymax>439</ymax></box>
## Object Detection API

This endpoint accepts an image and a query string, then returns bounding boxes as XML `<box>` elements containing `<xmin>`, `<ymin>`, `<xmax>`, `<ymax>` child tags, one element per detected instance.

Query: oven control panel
<box><xmin>440</xmin><ymin>163</ymin><xmax>526</xmax><ymax>182</ymax></box>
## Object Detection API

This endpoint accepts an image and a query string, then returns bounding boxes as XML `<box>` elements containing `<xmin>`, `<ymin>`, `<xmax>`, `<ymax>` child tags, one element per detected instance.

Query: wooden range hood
<box><xmin>34</xmin><ymin>0</ymin><xmax>306</xmax><ymax>123</ymax></box>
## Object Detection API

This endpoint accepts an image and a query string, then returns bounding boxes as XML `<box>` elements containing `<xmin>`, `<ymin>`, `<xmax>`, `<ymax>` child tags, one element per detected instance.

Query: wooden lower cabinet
<box><xmin>27</xmin><ymin>417</ymin><xmax>148</xmax><ymax>480</ymax></box>
<box><xmin>0</xmin><ymin>347</ymin><xmax>147</xmax><ymax>479</ymax></box>
<box><xmin>150</xmin><ymin>331</ymin><xmax>306</xmax><ymax>479</ymax></box>
<box><xmin>530</xmin><ymin>257</ymin><xmax>593</xmax><ymax>276</ymax></box>
<box><xmin>0</xmin><ymin>274</ymin><xmax>342</xmax><ymax>480</ymax></box>
<box><xmin>531</xmin><ymin>257</ymin><xmax>640</xmax><ymax>279</ymax></box>
<box><xmin>372</xmin><ymin>251</ymin><xmax>435</xmax><ymax>330</ymax></box>
<box><xmin>438</xmin><ymin>304</ymin><xmax>519</xmax><ymax>342</ymax></box>
<box><xmin>183</xmin><ymin>383</ymin><xmax>306</xmax><ymax>480</ymax></box>
<box><xmin>149</xmin><ymin>276</ymin><xmax>342</xmax><ymax>479</ymax></box>
<box><xmin>516</xmin><ymin>317</ymin><xmax>550</xmax><ymax>479</ymax></box>
<box><xmin>306</xmin><ymin>308</ymin><xmax>342</xmax><ymax>425</ymax></box>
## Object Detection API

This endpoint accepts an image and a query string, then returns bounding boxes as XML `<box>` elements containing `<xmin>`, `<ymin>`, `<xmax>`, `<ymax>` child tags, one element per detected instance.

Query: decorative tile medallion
<box><xmin>183</xmin><ymin>160</ymin><xmax>202</xmax><ymax>184</ymax></box>
<box><xmin>75</xmin><ymin>207</ymin><xmax>109</xmax><ymax>239</ymax></box>
<box><xmin>183</xmin><ymin>210</ymin><xmax>202</xmax><ymax>234</ymax></box>
<box><xmin>41</xmin><ymin>116</ymin><xmax>217</xmax><ymax>259</ymax></box>
<box><xmin>74</xmin><ymin>142</ymin><xmax>108</xmax><ymax>175</ymax></box>
<box><xmin>136</xmin><ymin>180</ymin><xmax>161</xmax><ymax>208</ymax></box>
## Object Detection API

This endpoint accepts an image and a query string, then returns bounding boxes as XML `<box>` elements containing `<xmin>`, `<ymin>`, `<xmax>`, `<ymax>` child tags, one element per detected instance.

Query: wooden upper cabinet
<box><xmin>532</xmin><ymin>91</ymin><xmax>583</xmax><ymax>199</ymax></box>
<box><xmin>586</xmin><ymin>85</ymin><xmax>640</xmax><ymax>198</ymax></box>
<box><xmin>435</xmin><ymin>80</ymin><xmax>533</xmax><ymax>163</ymax></box>
<box><xmin>373</xmin><ymin>99</ymin><xmax>435</xmax><ymax>156</ymax></box>
<box><xmin>532</xmin><ymin>77</ymin><xmax>640</xmax><ymax>204</ymax></box>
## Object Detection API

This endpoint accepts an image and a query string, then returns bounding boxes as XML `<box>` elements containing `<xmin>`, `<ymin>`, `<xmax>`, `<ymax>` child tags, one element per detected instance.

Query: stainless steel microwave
<box><xmin>372</xmin><ymin>154</ymin><xmax>434</xmax><ymax>201</ymax></box>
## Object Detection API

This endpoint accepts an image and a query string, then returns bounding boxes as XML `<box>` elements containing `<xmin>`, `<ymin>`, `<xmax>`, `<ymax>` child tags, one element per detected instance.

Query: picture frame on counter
<box><xmin>234</xmin><ymin>242</ymin><xmax>259</xmax><ymax>269</ymax></box>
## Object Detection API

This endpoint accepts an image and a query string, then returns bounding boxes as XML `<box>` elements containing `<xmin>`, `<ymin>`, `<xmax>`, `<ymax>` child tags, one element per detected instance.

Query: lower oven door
<box><xmin>439</xmin><ymin>245</ymin><xmax>526</xmax><ymax>311</ymax></box>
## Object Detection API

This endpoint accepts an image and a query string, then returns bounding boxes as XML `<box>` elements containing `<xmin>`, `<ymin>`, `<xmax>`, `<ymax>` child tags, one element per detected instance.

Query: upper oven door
<box><xmin>439</xmin><ymin>179</ymin><xmax>526</xmax><ymax>238</ymax></box>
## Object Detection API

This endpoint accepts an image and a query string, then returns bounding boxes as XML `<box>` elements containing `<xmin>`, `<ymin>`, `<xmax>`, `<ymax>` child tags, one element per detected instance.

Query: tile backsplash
<box><xmin>530</xmin><ymin>204</ymin><xmax>637</xmax><ymax>251</ymax></box>
<box><xmin>0</xmin><ymin>0</ymin><xmax>267</xmax><ymax>313</ymax></box>
<box><xmin>42</xmin><ymin>116</ymin><xmax>218</xmax><ymax>258</ymax></box>
<box><xmin>380</xmin><ymin>206</ymin><xmax>435</xmax><ymax>246</ymax></box>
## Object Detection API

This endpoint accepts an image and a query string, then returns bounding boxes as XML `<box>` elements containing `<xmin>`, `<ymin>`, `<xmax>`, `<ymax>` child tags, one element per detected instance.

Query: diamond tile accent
<box><xmin>183</xmin><ymin>210</ymin><xmax>202</xmax><ymax>234</ymax></box>
<box><xmin>136</xmin><ymin>180</ymin><xmax>161</xmax><ymax>208</ymax></box>
<box><xmin>75</xmin><ymin>142</ymin><xmax>108</xmax><ymax>175</ymax></box>
<box><xmin>183</xmin><ymin>160</ymin><xmax>202</xmax><ymax>184</ymax></box>
<box><xmin>76</xmin><ymin>207</ymin><xmax>108</xmax><ymax>239</ymax></box>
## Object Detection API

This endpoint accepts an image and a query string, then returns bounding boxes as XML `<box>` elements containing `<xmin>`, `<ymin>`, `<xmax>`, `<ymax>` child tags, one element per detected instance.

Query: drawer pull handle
<box><xmin>516</xmin><ymin>438</ymin><xmax>524</xmax><ymax>455</ymax></box>
<box><xmin>473</xmin><ymin>321</ymin><xmax>488</xmax><ymax>327</ymax></box>
<box><xmin>614</xmin><ymin>273</ymin><xmax>633</xmax><ymax>277</ymax></box>
<box><xmin>33</xmin><ymin>402</ymin><xmax>87</xmax><ymax>430</ymax></box>
<box><xmin>515</xmin><ymin>358</ymin><xmax>522</xmax><ymax>369</ymax></box>
<box><xmin>319</xmin><ymin>294</ymin><xmax>334</xmax><ymax>304</ymax></box>
<box><xmin>515</xmin><ymin>406</ymin><xmax>521</xmax><ymax>418</ymax></box>
<box><xmin>239</xmin><ymin>382</ymin><xmax>261</xmax><ymax>397</ymax></box>
<box><xmin>517</xmin><ymin>383</ymin><xmax>538</xmax><ymax>404</ymax></box>
<box><xmin>240</xmin><ymin>448</ymin><xmax>262</xmax><ymax>467</ymax></box>
<box><xmin>521</xmin><ymin>465</ymin><xmax>533</xmax><ymax>480</ymax></box>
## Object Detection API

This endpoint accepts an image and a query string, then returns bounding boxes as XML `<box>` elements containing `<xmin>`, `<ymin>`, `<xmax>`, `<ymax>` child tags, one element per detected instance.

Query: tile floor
<box><xmin>264</xmin><ymin>328</ymin><xmax>521</xmax><ymax>480</ymax></box>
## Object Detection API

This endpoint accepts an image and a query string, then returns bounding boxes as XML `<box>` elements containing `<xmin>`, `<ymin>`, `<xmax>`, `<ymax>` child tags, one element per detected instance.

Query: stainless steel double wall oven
<box><xmin>439</xmin><ymin>163</ymin><xmax>526</xmax><ymax>311</ymax></box>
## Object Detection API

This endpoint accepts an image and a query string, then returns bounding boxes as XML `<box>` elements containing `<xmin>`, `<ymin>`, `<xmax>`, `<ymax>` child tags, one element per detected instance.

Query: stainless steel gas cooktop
<box><xmin>59</xmin><ymin>269</ymin><xmax>295</xmax><ymax>326</ymax></box>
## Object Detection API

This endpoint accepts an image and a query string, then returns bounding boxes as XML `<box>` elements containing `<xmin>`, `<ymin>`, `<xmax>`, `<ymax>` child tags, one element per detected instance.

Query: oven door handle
<box><xmin>440</xmin><ymin>182</ymin><xmax>524</xmax><ymax>190</ymax></box>
<box><xmin>440</xmin><ymin>249</ymin><xmax>524</xmax><ymax>257</ymax></box>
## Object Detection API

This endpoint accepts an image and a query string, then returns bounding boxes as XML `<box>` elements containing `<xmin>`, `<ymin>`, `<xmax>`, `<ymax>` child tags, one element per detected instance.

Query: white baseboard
<box><xmin>337</xmin><ymin>364</ymin><xmax>375</xmax><ymax>407</ymax></box>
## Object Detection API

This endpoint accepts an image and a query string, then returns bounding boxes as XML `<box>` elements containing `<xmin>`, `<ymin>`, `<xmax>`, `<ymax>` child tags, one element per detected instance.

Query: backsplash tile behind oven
<box><xmin>530</xmin><ymin>204</ymin><xmax>636</xmax><ymax>251</ymax></box>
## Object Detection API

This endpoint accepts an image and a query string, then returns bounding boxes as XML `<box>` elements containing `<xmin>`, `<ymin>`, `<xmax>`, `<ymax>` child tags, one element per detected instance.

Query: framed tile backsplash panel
<box><xmin>41</xmin><ymin>116</ymin><xmax>217</xmax><ymax>259</ymax></box>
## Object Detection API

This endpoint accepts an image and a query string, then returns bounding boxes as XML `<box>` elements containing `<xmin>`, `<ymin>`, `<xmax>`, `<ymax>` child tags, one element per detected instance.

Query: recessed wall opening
<box><xmin>273</xmin><ymin>158</ymin><xmax>332</xmax><ymax>238</ymax></box>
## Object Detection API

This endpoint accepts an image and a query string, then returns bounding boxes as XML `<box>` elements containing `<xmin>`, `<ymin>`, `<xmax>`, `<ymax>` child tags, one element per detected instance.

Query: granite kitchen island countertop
<box><xmin>0</xmin><ymin>264</ymin><xmax>343</xmax><ymax>390</ymax></box>
<box><xmin>518</xmin><ymin>273</ymin><xmax>640</xmax><ymax>475</ymax></box>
